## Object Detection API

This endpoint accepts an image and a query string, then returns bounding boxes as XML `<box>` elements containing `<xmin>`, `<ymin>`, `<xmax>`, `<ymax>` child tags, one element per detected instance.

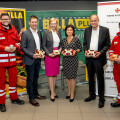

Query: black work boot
<box><xmin>0</xmin><ymin>104</ymin><xmax>6</xmax><ymax>112</ymax></box>
<box><xmin>11</xmin><ymin>98</ymin><xmax>25</xmax><ymax>105</ymax></box>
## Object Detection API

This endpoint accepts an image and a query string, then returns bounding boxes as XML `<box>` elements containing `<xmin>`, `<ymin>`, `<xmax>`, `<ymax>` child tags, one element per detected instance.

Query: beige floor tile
<box><xmin>57</xmin><ymin>98</ymin><xmax>78</xmax><ymax>103</ymax></box>
<box><xmin>82</xmin><ymin>113</ymin><xmax>108</xmax><ymax>120</ymax></box>
<box><xmin>6</xmin><ymin>103</ymin><xmax>35</xmax><ymax>114</ymax></box>
<box><xmin>34</xmin><ymin>102</ymin><xmax>57</xmax><ymax>113</ymax></box>
<box><xmin>0</xmin><ymin>112</ymin><xmax>10</xmax><ymax>120</ymax></box>
<box><xmin>103</xmin><ymin>104</ymin><xmax>120</xmax><ymax>113</ymax></box>
<box><xmin>8</xmin><ymin>113</ymin><xmax>34</xmax><ymax>120</ymax></box>
<box><xmin>78</xmin><ymin>100</ymin><xmax>104</xmax><ymax>113</ymax></box>
<box><xmin>1</xmin><ymin>84</ymin><xmax>119</xmax><ymax>120</ymax></box>
<box><xmin>58</xmin><ymin>102</ymin><xmax>80</xmax><ymax>113</ymax></box>
<box><xmin>38</xmin><ymin>98</ymin><xmax>56</xmax><ymax>103</ymax></box>
<box><xmin>106</xmin><ymin>113</ymin><xmax>120</xmax><ymax>120</ymax></box>
<box><xmin>58</xmin><ymin>112</ymin><xmax>83</xmax><ymax>120</ymax></box>
<box><xmin>33</xmin><ymin>112</ymin><xmax>57</xmax><ymax>120</ymax></box>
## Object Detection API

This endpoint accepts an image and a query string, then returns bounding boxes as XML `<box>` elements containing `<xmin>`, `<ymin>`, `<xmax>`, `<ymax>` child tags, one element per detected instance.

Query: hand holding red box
<box><xmin>109</xmin><ymin>54</ymin><xmax>118</xmax><ymax>61</ymax></box>
<box><xmin>63</xmin><ymin>49</ymin><xmax>74</xmax><ymax>56</ymax></box>
<box><xmin>53</xmin><ymin>50</ymin><xmax>60</xmax><ymax>55</ymax></box>
<box><xmin>86</xmin><ymin>50</ymin><xmax>97</xmax><ymax>57</ymax></box>
<box><xmin>35</xmin><ymin>49</ymin><xmax>45</xmax><ymax>58</ymax></box>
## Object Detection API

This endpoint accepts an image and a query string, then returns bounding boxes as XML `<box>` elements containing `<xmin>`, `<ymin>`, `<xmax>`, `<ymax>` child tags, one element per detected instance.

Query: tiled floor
<box><xmin>1</xmin><ymin>84</ymin><xmax>120</xmax><ymax>120</ymax></box>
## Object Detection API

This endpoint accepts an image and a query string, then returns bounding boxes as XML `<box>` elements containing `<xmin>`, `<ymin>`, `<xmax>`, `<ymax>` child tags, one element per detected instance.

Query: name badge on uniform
<box><xmin>0</xmin><ymin>37</ymin><xmax>5</xmax><ymax>40</ymax></box>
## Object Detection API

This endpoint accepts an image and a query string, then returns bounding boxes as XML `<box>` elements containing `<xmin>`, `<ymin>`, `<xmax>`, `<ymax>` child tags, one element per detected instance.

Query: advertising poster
<box><xmin>26</xmin><ymin>10</ymin><xmax>97</xmax><ymax>64</ymax></box>
<box><xmin>97</xmin><ymin>1</ymin><xmax>120</xmax><ymax>97</ymax></box>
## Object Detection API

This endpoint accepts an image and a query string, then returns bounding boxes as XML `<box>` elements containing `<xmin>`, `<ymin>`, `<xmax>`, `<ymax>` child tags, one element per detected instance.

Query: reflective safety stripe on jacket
<box><xmin>0</xmin><ymin>53</ymin><xmax>16</xmax><ymax>67</ymax></box>
<box><xmin>0</xmin><ymin>22</ymin><xmax>20</xmax><ymax>67</ymax></box>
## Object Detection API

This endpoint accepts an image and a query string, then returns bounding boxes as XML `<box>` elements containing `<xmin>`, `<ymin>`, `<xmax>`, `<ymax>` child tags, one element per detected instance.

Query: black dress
<box><xmin>62</xmin><ymin>37</ymin><xmax>82</xmax><ymax>79</ymax></box>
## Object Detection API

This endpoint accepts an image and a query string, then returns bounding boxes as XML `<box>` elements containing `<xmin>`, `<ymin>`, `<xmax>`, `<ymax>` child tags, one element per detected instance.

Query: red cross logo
<box><xmin>115</xmin><ymin>8</ymin><xmax>120</xmax><ymax>13</ymax></box>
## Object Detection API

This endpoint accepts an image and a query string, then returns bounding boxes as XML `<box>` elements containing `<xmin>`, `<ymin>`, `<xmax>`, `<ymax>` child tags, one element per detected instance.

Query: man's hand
<box><xmin>33</xmin><ymin>54</ymin><xmax>38</xmax><ymax>59</ymax></box>
<box><xmin>109</xmin><ymin>57</ymin><xmax>113</xmax><ymax>61</ymax></box>
<box><xmin>115</xmin><ymin>58</ymin><xmax>120</xmax><ymax>64</ymax></box>
<box><xmin>93</xmin><ymin>52</ymin><xmax>101</xmax><ymax>58</ymax></box>
<box><xmin>85</xmin><ymin>51</ymin><xmax>90</xmax><ymax>58</ymax></box>
<box><xmin>4</xmin><ymin>46</ymin><xmax>11</xmax><ymax>52</ymax></box>
<box><xmin>9</xmin><ymin>47</ymin><xmax>16</xmax><ymax>52</ymax></box>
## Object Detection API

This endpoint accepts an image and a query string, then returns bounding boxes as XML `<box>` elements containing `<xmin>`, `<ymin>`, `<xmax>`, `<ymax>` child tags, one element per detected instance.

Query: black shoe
<box><xmin>69</xmin><ymin>98</ymin><xmax>74</xmax><ymax>102</ymax></box>
<box><xmin>54</xmin><ymin>95</ymin><xmax>58</xmax><ymax>98</ymax></box>
<box><xmin>11</xmin><ymin>99</ymin><xmax>25</xmax><ymax>105</ymax></box>
<box><xmin>98</xmin><ymin>101</ymin><xmax>104</xmax><ymax>108</ymax></box>
<box><xmin>50</xmin><ymin>98</ymin><xmax>55</xmax><ymax>102</ymax></box>
<box><xmin>66</xmin><ymin>96</ymin><xmax>70</xmax><ymax>99</ymax></box>
<box><xmin>111</xmin><ymin>102</ymin><xmax>120</xmax><ymax>107</ymax></box>
<box><xmin>0</xmin><ymin>104</ymin><xmax>6</xmax><ymax>112</ymax></box>
<box><xmin>84</xmin><ymin>96</ymin><xmax>96</xmax><ymax>102</ymax></box>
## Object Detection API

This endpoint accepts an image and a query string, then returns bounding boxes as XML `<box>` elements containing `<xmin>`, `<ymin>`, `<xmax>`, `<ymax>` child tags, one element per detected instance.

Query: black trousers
<box><xmin>26</xmin><ymin>59</ymin><xmax>41</xmax><ymax>101</ymax></box>
<box><xmin>86</xmin><ymin>58</ymin><xmax>105</xmax><ymax>101</ymax></box>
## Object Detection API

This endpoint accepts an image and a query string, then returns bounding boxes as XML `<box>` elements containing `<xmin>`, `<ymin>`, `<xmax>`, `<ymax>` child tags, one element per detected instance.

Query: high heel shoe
<box><xmin>50</xmin><ymin>98</ymin><xmax>55</xmax><ymax>102</ymax></box>
<box><xmin>54</xmin><ymin>95</ymin><xmax>58</xmax><ymax>98</ymax></box>
<box><xmin>66</xmin><ymin>96</ymin><xmax>70</xmax><ymax>99</ymax></box>
<box><xmin>69</xmin><ymin>98</ymin><xmax>74</xmax><ymax>102</ymax></box>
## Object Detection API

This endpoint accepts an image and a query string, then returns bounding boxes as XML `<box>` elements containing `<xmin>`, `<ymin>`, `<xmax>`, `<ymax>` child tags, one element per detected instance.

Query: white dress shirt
<box><xmin>51</xmin><ymin>30</ymin><xmax>60</xmax><ymax>47</ymax></box>
<box><xmin>89</xmin><ymin>26</ymin><xmax>99</xmax><ymax>51</ymax></box>
<box><xmin>30</xmin><ymin>27</ymin><xmax>40</xmax><ymax>50</ymax></box>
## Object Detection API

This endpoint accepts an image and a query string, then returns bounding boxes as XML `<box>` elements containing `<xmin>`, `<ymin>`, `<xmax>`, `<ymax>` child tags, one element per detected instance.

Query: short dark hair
<box><xmin>65</xmin><ymin>24</ymin><xmax>75</xmax><ymax>36</ymax></box>
<box><xmin>0</xmin><ymin>13</ymin><xmax>10</xmax><ymax>19</ymax></box>
<box><xmin>29</xmin><ymin>15</ymin><xmax>38</xmax><ymax>21</ymax></box>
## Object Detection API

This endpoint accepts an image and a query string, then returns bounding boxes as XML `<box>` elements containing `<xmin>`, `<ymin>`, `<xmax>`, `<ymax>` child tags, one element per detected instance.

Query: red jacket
<box><xmin>0</xmin><ymin>22</ymin><xmax>20</xmax><ymax>67</ymax></box>
<box><xmin>109</xmin><ymin>32</ymin><xmax>120</xmax><ymax>57</ymax></box>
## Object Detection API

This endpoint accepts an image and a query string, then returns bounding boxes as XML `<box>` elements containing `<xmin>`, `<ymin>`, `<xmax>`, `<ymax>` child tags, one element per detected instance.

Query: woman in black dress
<box><xmin>62</xmin><ymin>25</ymin><xmax>82</xmax><ymax>102</ymax></box>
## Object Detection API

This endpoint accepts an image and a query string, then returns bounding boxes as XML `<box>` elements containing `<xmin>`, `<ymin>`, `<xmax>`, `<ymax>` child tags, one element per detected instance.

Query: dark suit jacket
<box><xmin>21</xmin><ymin>28</ymin><xmax>42</xmax><ymax>65</ymax></box>
<box><xmin>83</xmin><ymin>26</ymin><xmax>110</xmax><ymax>66</ymax></box>
<box><xmin>42</xmin><ymin>30</ymin><xmax>62</xmax><ymax>56</ymax></box>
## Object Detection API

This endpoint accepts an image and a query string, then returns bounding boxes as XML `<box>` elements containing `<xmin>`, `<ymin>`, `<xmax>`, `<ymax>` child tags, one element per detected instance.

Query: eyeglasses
<box><xmin>1</xmin><ymin>19</ymin><xmax>10</xmax><ymax>21</ymax></box>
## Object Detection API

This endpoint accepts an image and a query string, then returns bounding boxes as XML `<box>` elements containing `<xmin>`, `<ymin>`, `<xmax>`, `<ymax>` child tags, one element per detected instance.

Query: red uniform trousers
<box><xmin>0</xmin><ymin>65</ymin><xmax>18</xmax><ymax>104</ymax></box>
<box><xmin>113</xmin><ymin>63</ymin><xmax>120</xmax><ymax>104</ymax></box>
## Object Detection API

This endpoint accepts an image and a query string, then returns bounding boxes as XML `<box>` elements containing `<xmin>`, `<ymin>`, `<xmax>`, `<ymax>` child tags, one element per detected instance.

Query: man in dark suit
<box><xmin>83</xmin><ymin>15</ymin><xmax>110</xmax><ymax>108</ymax></box>
<box><xmin>21</xmin><ymin>15</ymin><xmax>46</xmax><ymax>107</ymax></box>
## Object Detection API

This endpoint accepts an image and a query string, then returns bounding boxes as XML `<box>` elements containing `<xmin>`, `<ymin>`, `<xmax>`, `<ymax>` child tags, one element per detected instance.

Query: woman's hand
<box><xmin>49</xmin><ymin>53</ymin><xmax>55</xmax><ymax>57</ymax></box>
<box><xmin>59</xmin><ymin>48</ymin><xmax>62</xmax><ymax>53</ymax></box>
<box><xmin>62</xmin><ymin>51</ymin><xmax>65</xmax><ymax>56</ymax></box>
<box><xmin>72</xmin><ymin>50</ymin><xmax>76</xmax><ymax>56</ymax></box>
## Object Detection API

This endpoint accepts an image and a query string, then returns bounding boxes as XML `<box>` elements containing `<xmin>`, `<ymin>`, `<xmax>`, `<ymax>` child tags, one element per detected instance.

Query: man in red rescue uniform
<box><xmin>0</xmin><ymin>13</ymin><xmax>24</xmax><ymax>112</ymax></box>
<box><xmin>109</xmin><ymin>23</ymin><xmax>120</xmax><ymax>107</ymax></box>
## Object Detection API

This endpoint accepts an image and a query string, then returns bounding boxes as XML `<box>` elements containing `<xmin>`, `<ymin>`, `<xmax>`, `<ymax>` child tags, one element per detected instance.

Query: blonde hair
<box><xmin>48</xmin><ymin>18</ymin><xmax>59</xmax><ymax>33</ymax></box>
